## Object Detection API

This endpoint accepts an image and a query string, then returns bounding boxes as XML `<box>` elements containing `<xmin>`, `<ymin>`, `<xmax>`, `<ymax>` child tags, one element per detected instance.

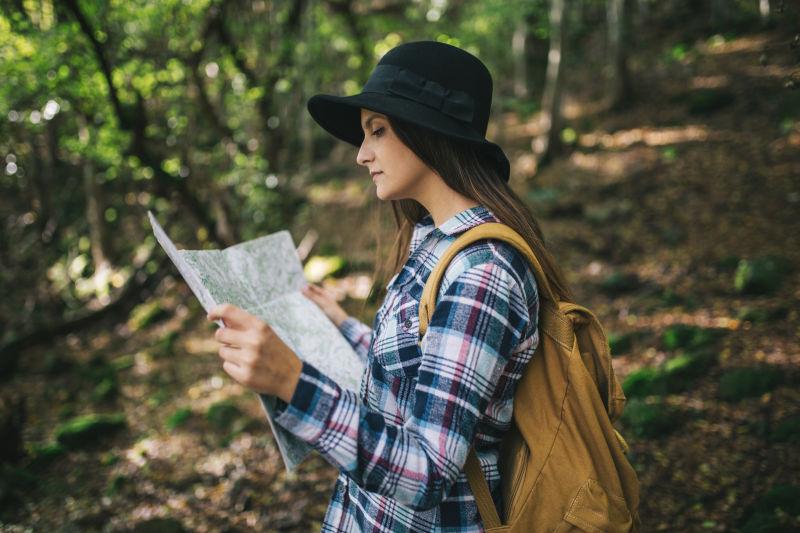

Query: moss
<box><xmin>166</xmin><ymin>407</ymin><xmax>193</xmax><ymax>431</ymax></box>
<box><xmin>205</xmin><ymin>400</ymin><xmax>242</xmax><ymax>431</ymax></box>
<box><xmin>128</xmin><ymin>300</ymin><xmax>170</xmax><ymax>332</ymax></box>
<box><xmin>718</xmin><ymin>366</ymin><xmax>783</xmax><ymax>402</ymax></box>
<box><xmin>623</xmin><ymin>351</ymin><xmax>718</xmax><ymax>398</ymax></box>
<box><xmin>91</xmin><ymin>376</ymin><xmax>119</xmax><ymax>403</ymax></box>
<box><xmin>770</xmin><ymin>416</ymin><xmax>800</xmax><ymax>443</ymax></box>
<box><xmin>54</xmin><ymin>413</ymin><xmax>126</xmax><ymax>449</ymax></box>
<box><xmin>739</xmin><ymin>485</ymin><xmax>800</xmax><ymax>533</ymax></box>
<box><xmin>620</xmin><ymin>398</ymin><xmax>682</xmax><ymax>439</ymax></box>
<box><xmin>662</xmin><ymin>324</ymin><xmax>724</xmax><ymax>351</ymax></box>
<box><xmin>608</xmin><ymin>331</ymin><xmax>637</xmax><ymax>356</ymax></box>
<box><xmin>734</xmin><ymin>256</ymin><xmax>792</xmax><ymax>295</ymax></box>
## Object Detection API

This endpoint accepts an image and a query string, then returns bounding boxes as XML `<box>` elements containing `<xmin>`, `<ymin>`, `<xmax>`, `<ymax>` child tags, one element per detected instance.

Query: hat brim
<box><xmin>307</xmin><ymin>92</ymin><xmax>510</xmax><ymax>182</ymax></box>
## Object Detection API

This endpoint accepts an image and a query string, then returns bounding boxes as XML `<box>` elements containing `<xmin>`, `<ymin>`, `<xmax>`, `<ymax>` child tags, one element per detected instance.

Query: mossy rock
<box><xmin>54</xmin><ymin>413</ymin><xmax>126</xmax><ymax>449</ymax></box>
<box><xmin>91</xmin><ymin>376</ymin><xmax>119</xmax><ymax>403</ymax></box>
<box><xmin>27</xmin><ymin>442</ymin><xmax>66</xmax><ymax>468</ymax></box>
<box><xmin>718</xmin><ymin>366</ymin><xmax>783</xmax><ymax>402</ymax></box>
<box><xmin>111</xmin><ymin>354</ymin><xmax>135</xmax><ymax>371</ymax></box>
<box><xmin>205</xmin><ymin>400</ymin><xmax>242</xmax><ymax>431</ymax></box>
<box><xmin>608</xmin><ymin>331</ymin><xmax>637</xmax><ymax>356</ymax></box>
<box><xmin>599</xmin><ymin>272</ymin><xmax>641</xmax><ymax>295</ymax></box>
<box><xmin>664</xmin><ymin>350</ymin><xmax>717</xmax><ymax>380</ymax></box>
<box><xmin>734</xmin><ymin>257</ymin><xmax>792</xmax><ymax>295</ymax></box>
<box><xmin>128</xmin><ymin>300</ymin><xmax>170</xmax><ymax>332</ymax></box>
<box><xmin>662</xmin><ymin>324</ymin><xmax>725</xmax><ymax>351</ymax></box>
<box><xmin>623</xmin><ymin>351</ymin><xmax>717</xmax><ymax>398</ymax></box>
<box><xmin>686</xmin><ymin>88</ymin><xmax>735</xmax><ymax>115</ymax></box>
<box><xmin>165</xmin><ymin>407</ymin><xmax>193</xmax><ymax>431</ymax></box>
<box><xmin>770</xmin><ymin>416</ymin><xmax>800</xmax><ymax>443</ymax></box>
<box><xmin>737</xmin><ymin>306</ymin><xmax>789</xmax><ymax>324</ymax></box>
<box><xmin>620</xmin><ymin>398</ymin><xmax>682</xmax><ymax>439</ymax></box>
<box><xmin>739</xmin><ymin>484</ymin><xmax>800</xmax><ymax>533</ymax></box>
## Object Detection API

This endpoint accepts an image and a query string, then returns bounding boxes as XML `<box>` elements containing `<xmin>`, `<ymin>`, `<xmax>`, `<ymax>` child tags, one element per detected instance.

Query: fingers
<box><xmin>207</xmin><ymin>304</ymin><xmax>257</xmax><ymax>330</ymax></box>
<box><xmin>214</xmin><ymin>325</ymin><xmax>247</xmax><ymax>347</ymax></box>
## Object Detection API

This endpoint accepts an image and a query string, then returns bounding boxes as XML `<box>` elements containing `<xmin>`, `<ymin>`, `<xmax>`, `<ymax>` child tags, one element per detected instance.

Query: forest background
<box><xmin>1</xmin><ymin>0</ymin><xmax>799</xmax><ymax>531</ymax></box>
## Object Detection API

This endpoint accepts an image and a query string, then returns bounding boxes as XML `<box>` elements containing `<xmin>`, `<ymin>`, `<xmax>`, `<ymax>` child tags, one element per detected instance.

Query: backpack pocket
<box><xmin>552</xmin><ymin>478</ymin><xmax>633</xmax><ymax>533</ymax></box>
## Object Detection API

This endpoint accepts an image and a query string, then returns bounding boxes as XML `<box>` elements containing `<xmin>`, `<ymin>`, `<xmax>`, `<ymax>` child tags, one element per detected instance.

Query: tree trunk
<box><xmin>760</xmin><ymin>0</ymin><xmax>770</xmax><ymax>26</ymax></box>
<box><xmin>607</xmin><ymin>0</ymin><xmax>633</xmax><ymax>110</ymax></box>
<box><xmin>513</xmin><ymin>18</ymin><xmax>529</xmax><ymax>99</ymax></box>
<box><xmin>536</xmin><ymin>0</ymin><xmax>567</xmax><ymax>166</ymax></box>
<box><xmin>79</xmin><ymin>117</ymin><xmax>113</xmax><ymax>272</ymax></box>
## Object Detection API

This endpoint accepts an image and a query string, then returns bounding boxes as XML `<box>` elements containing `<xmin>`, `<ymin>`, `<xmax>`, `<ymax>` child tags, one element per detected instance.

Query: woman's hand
<box><xmin>207</xmin><ymin>304</ymin><xmax>302</xmax><ymax>403</ymax></box>
<box><xmin>301</xmin><ymin>283</ymin><xmax>349</xmax><ymax>327</ymax></box>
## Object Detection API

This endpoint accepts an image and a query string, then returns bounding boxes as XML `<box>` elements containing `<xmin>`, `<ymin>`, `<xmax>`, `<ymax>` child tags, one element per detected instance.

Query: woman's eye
<box><xmin>371</xmin><ymin>127</ymin><xmax>385</xmax><ymax>137</ymax></box>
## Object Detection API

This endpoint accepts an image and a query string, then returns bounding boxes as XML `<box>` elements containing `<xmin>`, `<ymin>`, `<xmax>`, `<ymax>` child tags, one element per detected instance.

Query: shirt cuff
<box><xmin>273</xmin><ymin>360</ymin><xmax>341</xmax><ymax>445</ymax></box>
<box><xmin>338</xmin><ymin>316</ymin><xmax>371</xmax><ymax>346</ymax></box>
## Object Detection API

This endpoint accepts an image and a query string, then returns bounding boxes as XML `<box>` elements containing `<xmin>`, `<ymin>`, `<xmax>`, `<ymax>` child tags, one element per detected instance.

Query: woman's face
<box><xmin>356</xmin><ymin>108</ymin><xmax>432</xmax><ymax>201</ymax></box>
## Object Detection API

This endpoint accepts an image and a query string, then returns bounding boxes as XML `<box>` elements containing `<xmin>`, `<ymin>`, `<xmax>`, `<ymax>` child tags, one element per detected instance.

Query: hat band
<box><xmin>362</xmin><ymin>64</ymin><xmax>475</xmax><ymax>124</ymax></box>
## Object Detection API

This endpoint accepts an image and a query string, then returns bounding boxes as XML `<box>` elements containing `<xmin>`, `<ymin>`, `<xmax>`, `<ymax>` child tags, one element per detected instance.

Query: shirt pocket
<box><xmin>374</xmin><ymin>291</ymin><xmax>422</xmax><ymax>379</ymax></box>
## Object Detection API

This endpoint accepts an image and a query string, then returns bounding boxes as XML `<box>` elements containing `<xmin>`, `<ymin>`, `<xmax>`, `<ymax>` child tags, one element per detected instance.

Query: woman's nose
<box><xmin>356</xmin><ymin>142</ymin><xmax>373</xmax><ymax>166</ymax></box>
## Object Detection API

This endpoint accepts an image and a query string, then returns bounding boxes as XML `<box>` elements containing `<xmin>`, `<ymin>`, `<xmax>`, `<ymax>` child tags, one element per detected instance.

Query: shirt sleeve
<box><xmin>338</xmin><ymin>316</ymin><xmax>372</xmax><ymax>365</ymax></box>
<box><xmin>274</xmin><ymin>261</ymin><xmax>529</xmax><ymax>511</ymax></box>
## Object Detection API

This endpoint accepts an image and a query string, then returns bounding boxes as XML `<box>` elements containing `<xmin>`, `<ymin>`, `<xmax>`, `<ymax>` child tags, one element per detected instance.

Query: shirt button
<box><xmin>403</xmin><ymin>319</ymin><xmax>413</xmax><ymax>330</ymax></box>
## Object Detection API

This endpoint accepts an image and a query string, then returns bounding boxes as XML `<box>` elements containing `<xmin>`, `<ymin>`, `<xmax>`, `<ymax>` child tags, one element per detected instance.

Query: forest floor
<box><xmin>2</xmin><ymin>24</ymin><xmax>799</xmax><ymax>533</ymax></box>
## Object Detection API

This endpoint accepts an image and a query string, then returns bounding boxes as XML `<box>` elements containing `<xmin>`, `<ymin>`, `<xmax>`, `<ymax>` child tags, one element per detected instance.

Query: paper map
<box><xmin>147</xmin><ymin>211</ymin><xmax>364</xmax><ymax>471</ymax></box>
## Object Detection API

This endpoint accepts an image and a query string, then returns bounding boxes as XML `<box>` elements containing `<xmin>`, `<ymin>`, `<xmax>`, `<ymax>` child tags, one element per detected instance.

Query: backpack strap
<box><xmin>417</xmin><ymin>222</ymin><xmax>556</xmax><ymax>528</ymax></box>
<box><xmin>418</xmin><ymin>222</ymin><xmax>557</xmax><ymax>339</ymax></box>
<box><xmin>465</xmin><ymin>447</ymin><xmax>502</xmax><ymax>528</ymax></box>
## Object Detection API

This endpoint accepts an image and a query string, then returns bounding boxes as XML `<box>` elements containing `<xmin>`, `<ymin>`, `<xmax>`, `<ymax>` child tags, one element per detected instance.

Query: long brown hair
<box><xmin>364</xmin><ymin>115</ymin><xmax>575</xmax><ymax>308</ymax></box>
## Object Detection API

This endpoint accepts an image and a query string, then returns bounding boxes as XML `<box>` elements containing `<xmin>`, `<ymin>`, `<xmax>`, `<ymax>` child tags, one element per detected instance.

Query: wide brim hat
<box><xmin>307</xmin><ymin>41</ymin><xmax>511</xmax><ymax>183</ymax></box>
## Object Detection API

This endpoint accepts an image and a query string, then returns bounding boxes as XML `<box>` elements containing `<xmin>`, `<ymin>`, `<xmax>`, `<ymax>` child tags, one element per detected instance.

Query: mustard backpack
<box><xmin>417</xmin><ymin>222</ymin><xmax>641</xmax><ymax>532</ymax></box>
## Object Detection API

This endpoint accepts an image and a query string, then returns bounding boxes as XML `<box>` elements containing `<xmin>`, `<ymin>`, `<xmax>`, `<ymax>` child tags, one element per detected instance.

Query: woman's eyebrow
<box><xmin>361</xmin><ymin>114</ymin><xmax>383</xmax><ymax>131</ymax></box>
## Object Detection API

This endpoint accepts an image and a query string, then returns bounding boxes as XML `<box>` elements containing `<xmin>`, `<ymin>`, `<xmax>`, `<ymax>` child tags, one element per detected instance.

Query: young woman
<box><xmin>207</xmin><ymin>41</ymin><xmax>573</xmax><ymax>532</ymax></box>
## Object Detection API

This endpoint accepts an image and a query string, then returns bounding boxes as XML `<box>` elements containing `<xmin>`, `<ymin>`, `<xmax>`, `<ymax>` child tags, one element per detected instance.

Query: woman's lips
<box><xmin>372</xmin><ymin>172</ymin><xmax>382</xmax><ymax>180</ymax></box>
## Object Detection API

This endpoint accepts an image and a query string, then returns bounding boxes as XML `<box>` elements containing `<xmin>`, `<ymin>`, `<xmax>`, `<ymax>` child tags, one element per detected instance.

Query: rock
<box><xmin>54</xmin><ymin>413</ymin><xmax>126</xmax><ymax>449</ymax></box>
<box><xmin>718</xmin><ymin>366</ymin><xmax>783</xmax><ymax>402</ymax></box>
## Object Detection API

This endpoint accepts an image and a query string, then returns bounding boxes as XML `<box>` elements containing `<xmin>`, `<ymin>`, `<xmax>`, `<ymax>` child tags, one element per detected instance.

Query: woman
<box><xmin>207</xmin><ymin>41</ymin><xmax>574</xmax><ymax>532</ymax></box>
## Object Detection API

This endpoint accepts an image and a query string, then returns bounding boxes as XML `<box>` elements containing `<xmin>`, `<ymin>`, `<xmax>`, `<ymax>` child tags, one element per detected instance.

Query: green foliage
<box><xmin>165</xmin><ymin>407</ymin><xmax>193</xmax><ymax>431</ymax></box>
<box><xmin>90</xmin><ymin>376</ymin><xmax>119</xmax><ymax>403</ymax></box>
<box><xmin>608</xmin><ymin>331</ymin><xmax>637</xmax><ymax>356</ymax></box>
<box><xmin>128</xmin><ymin>300</ymin><xmax>170</xmax><ymax>332</ymax></box>
<box><xmin>623</xmin><ymin>350</ymin><xmax>718</xmax><ymax>398</ymax></box>
<box><xmin>661</xmin><ymin>324</ymin><xmax>725</xmax><ymax>351</ymax></box>
<box><xmin>718</xmin><ymin>366</ymin><xmax>783</xmax><ymax>402</ymax></box>
<box><xmin>737</xmin><ymin>306</ymin><xmax>789</xmax><ymax>324</ymax></box>
<box><xmin>27</xmin><ymin>441</ymin><xmax>66</xmax><ymax>468</ymax></box>
<box><xmin>153</xmin><ymin>330</ymin><xmax>180</xmax><ymax>358</ymax></box>
<box><xmin>620</xmin><ymin>398</ymin><xmax>683</xmax><ymax>439</ymax></box>
<box><xmin>54</xmin><ymin>413</ymin><xmax>126</xmax><ymax>449</ymax></box>
<box><xmin>205</xmin><ymin>400</ymin><xmax>242</xmax><ymax>431</ymax></box>
<box><xmin>734</xmin><ymin>257</ymin><xmax>792</xmax><ymax>295</ymax></box>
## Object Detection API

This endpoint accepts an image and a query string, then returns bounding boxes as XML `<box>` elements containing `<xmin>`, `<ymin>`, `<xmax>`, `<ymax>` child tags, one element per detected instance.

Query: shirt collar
<box><xmin>418</xmin><ymin>204</ymin><xmax>498</xmax><ymax>237</ymax></box>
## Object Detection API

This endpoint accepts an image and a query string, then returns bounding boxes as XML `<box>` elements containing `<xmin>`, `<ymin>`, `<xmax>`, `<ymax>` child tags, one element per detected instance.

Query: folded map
<box><xmin>147</xmin><ymin>211</ymin><xmax>364</xmax><ymax>471</ymax></box>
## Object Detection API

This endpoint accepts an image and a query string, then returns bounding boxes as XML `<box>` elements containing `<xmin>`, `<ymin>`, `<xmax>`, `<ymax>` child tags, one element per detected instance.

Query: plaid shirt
<box><xmin>274</xmin><ymin>205</ymin><xmax>540</xmax><ymax>532</ymax></box>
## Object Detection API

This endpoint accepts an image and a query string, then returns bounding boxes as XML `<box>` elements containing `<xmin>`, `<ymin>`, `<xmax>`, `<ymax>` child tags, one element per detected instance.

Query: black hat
<box><xmin>307</xmin><ymin>40</ymin><xmax>511</xmax><ymax>182</ymax></box>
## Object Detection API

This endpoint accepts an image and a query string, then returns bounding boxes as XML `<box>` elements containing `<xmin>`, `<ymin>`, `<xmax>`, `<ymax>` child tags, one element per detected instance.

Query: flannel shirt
<box><xmin>274</xmin><ymin>205</ymin><xmax>540</xmax><ymax>532</ymax></box>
